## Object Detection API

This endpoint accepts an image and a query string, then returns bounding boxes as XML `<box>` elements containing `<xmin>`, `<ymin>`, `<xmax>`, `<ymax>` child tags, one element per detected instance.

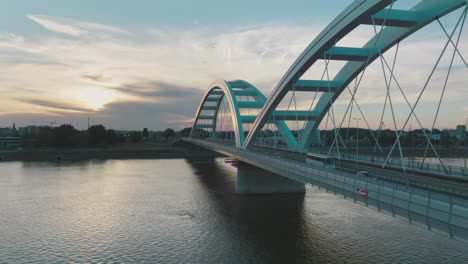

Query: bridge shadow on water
<box><xmin>184</xmin><ymin>157</ymin><xmax>344</xmax><ymax>263</ymax></box>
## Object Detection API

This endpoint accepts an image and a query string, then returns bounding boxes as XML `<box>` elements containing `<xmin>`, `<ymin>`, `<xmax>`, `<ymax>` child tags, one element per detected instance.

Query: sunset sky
<box><xmin>0</xmin><ymin>0</ymin><xmax>466</xmax><ymax>130</ymax></box>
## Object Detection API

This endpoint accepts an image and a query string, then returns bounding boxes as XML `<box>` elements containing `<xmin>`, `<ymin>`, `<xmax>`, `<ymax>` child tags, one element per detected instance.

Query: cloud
<box><xmin>27</xmin><ymin>14</ymin><xmax>85</xmax><ymax>37</ymax></box>
<box><xmin>81</xmin><ymin>74</ymin><xmax>112</xmax><ymax>83</ymax></box>
<box><xmin>111</xmin><ymin>81</ymin><xmax>200</xmax><ymax>100</ymax></box>
<box><xmin>16</xmin><ymin>98</ymin><xmax>92</xmax><ymax>113</ymax></box>
<box><xmin>75</xmin><ymin>21</ymin><xmax>128</xmax><ymax>35</ymax></box>
<box><xmin>0</xmin><ymin>13</ymin><xmax>466</xmax><ymax>130</ymax></box>
<box><xmin>27</xmin><ymin>14</ymin><xmax>128</xmax><ymax>37</ymax></box>
<box><xmin>166</xmin><ymin>116</ymin><xmax>194</xmax><ymax>125</ymax></box>
<box><xmin>93</xmin><ymin>100</ymin><xmax>199</xmax><ymax>129</ymax></box>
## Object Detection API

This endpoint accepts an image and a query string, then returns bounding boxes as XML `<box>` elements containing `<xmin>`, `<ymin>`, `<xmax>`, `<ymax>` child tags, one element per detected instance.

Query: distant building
<box><xmin>0</xmin><ymin>137</ymin><xmax>21</xmax><ymax>150</ymax></box>
<box><xmin>456</xmin><ymin>125</ymin><xmax>466</xmax><ymax>140</ymax></box>
<box><xmin>115</xmin><ymin>130</ymin><xmax>132</xmax><ymax>136</ymax></box>
<box><xmin>148</xmin><ymin>131</ymin><xmax>165</xmax><ymax>140</ymax></box>
<box><xmin>444</xmin><ymin>129</ymin><xmax>457</xmax><ymax>138</ymax></box>
<box><xmin>430</xmin><ymin>134</ymin><xmax>441</xmax><ymax>141</ymax></box>
<box><xmin>18</xmin><ymin>126</ymin><xmax>44</xmax><ymax>136</ymax></box>
<box><xmin>0</xmin><ymin>128</ymin><xmax>14</xmax><ymax>137</ymax></box>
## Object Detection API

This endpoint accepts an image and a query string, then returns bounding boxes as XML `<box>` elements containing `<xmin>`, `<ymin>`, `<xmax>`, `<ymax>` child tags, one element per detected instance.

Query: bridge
<box><xmin>183</xmin><ymin>0</ymin><xmax>468</xmax><ymax>242</ymax></box>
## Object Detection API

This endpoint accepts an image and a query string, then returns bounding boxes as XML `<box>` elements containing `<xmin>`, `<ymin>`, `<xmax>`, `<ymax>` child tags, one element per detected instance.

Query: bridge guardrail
<box><xmin>213</xmin><ymin>139</ymin><xmax>468</xmax><ymax>177</ymax></box>
<box><xmin>322</xmin><ymin>150</ymin><xmax>468</xmax><ymax>178</ymax></box>
<box><xmin>184</xmin><ymin>138</ymin><xmax>468</xmax><ymax>242</ymax></box>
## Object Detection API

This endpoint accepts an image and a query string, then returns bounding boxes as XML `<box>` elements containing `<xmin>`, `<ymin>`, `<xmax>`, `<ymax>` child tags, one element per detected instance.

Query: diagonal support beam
<box><xmin>201</xmin><ymin>105</ymin><xmax>218</xmax><ymax>110</ymax></box>
<box><xmin>233</xmin><ymin>90</ymin><xmax>259</xmax><ymax>96</ymax></box>
<box><xmin>325</xmin><ymin>47</ymin><xmax>371</xmax><ymax>61</ymax></box>
<box><xmin>198</xmin><ymin>115</ymin><xmax>216</xmax><ymax>119</ymax></box>
<box><xmin>238</xmin><ymin>101</ymin><xmax>264</xmax><ymax>108</ymax></box>
<box><xmin>363</xmin><ymin>9</ymin><xmax>419</xmax><ymax>27</ymax></box>
<box><xmin>437</xmin><ymin>19</ymin><xmax>468</xmax><ymax>69</ymax></box>
<box><xmin>293</xmin><ymin>80</ymin><xmax>341</xmax><ymax>92</ymax></box>
<box><xmin>241</xmin><ymin>116</ymin><xmax>274</xmax><ymax>123</ymax></box>
<box><xmin>273</xmin><ymin>110</ymin><xmax>320</xmax><ymax>121</ymax></box>
<box><xmin>205</xmin><ymin>97</ymin><xmax>222</xmax><ymax>101</ymax></box>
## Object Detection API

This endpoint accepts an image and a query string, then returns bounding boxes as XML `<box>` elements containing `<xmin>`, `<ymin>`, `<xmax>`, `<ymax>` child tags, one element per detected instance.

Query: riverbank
<box><xmin>0</xmin><ymin>141</ymin><xmax>223</xmax><ymax>162</ymax></box>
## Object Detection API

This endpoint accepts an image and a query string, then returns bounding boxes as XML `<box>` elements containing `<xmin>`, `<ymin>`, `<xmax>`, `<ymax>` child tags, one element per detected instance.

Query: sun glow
<box><xmin>79</xmin><ymin>88</ymin><xmax>116</xmax><ymax>110</ymax></box>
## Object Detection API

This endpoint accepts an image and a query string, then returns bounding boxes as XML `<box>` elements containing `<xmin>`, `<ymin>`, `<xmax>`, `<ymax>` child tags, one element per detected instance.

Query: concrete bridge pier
<box><xmin>236</xmin><ymin>164</ymin><xmax>305</xmax><ymax>194</ymax></box>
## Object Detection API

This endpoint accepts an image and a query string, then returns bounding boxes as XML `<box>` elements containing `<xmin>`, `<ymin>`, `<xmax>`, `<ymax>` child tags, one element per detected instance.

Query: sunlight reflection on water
<box><xmin>0</xmin><ymin>159</ymin><xmax>467</xmax><ymax>263</ymax></box>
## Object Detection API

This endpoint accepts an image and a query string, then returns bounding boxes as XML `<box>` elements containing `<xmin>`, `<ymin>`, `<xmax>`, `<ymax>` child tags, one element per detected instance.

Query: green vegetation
<box><xmin>179</xmin><ymin>127</ymin><xmax>192</xmax><ymax>137</ymax></box>
<box><xmin>163</xmin><ymin>128</ymin><xmax>175</xmax><ymax>138</ymax></box>
<box><xmin>319</xmin><ymin>128</ymin><xmax>463</xmax><ymax>147</ymax></box>
<box><xmin>21</xmin><ymin>124</ymin><xmax>182</xmax><ymax>149</ymax></box>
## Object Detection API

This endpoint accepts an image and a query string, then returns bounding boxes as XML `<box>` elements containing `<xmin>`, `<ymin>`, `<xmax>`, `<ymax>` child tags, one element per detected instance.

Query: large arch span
<box><xmin>191</xmin><ymin>0</ymin><xmax>467</xmax><ymax>153</ymax></box>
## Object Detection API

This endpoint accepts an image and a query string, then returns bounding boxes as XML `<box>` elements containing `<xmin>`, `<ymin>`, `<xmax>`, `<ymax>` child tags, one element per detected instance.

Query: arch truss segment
<box><xmin>190</xmin><ymin>80</ymin><xmax>298</xmax><ymax>149</ymax></box>
<box><xmin>242</xmin><ymin>0</ymin><xmax>467</xmax><ymax>152</ymax></box>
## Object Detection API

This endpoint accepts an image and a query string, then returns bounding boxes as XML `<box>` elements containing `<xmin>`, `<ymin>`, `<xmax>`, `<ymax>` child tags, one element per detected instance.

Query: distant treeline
<box><xmin>319</xmin><ymin>128</ymin><xmax>464</xmax><ymax>147</ymax></box>
<box><xmin>21</xmin><ymin>125</ymin><xmax>187</xmax><ymax>148</ymax></box>
<box><xmin>192</xmin><ymin>127</ymin><xmax>466</xmax><ymax>147</ymax></box>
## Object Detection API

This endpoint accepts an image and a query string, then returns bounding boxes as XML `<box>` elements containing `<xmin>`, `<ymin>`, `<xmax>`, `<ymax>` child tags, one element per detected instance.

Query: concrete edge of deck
<box><xmin>184</xmin><ymin>138</ymin><xmax>468</xmax><ymax>243</ymax></box>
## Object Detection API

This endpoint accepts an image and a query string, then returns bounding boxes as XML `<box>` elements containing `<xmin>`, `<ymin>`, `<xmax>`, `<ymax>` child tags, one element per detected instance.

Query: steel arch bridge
<box><xmin>186</xmin><ymin>0</ymin><xmax>468</xmax><ymax>242</ymax></box>
<box><xmin>191</xmin><ymin>0</ymin><xmax>467</xmax><ymax>156</ymax></box>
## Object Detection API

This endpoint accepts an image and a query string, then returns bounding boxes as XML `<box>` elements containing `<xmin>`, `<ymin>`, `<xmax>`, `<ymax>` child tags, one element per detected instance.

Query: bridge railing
<box><xmin>186</xmin><ymin>137</ymin><xmax>467</xmax><ymax>193</ymax></box>
<box><xmin>320</xmin><ymin>150</ymin><xmax>468</xmax><ymax>178</ymax></box>
<box><xmin>184</xmin><ymin>137</ymin><xmax>468</xmax><ymax>242</ymax></box>
<box><xmin>196</xmin><ymin>137</ymin><xmax>467</xmax><ymax>178</ymax></box>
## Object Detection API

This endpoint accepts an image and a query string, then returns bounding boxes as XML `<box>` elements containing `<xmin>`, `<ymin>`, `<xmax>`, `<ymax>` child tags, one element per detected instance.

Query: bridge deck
<box><xmin>183</xmin><ymin>138</ymin><xmax>468</xmax><ymax>243</ymax></box>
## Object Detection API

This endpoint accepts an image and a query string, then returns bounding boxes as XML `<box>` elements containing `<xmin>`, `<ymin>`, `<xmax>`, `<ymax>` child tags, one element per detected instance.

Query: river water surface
<box><xmin>0</xmin><ymin>158</ymin><xmax>467</xmax><ymax>263</ymax></box>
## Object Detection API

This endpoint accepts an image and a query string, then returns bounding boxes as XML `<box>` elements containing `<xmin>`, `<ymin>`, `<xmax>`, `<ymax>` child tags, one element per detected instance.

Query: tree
<box><xmin>440</xmin><ymin>132</ymin><xmax>452</xmax><ymax>147</ymax></box>
<box><xmin>20</xmin><ymin>123</ymin><xmax>124</xmax><ymax>148</ymax></box>
<box><xmin>52</xmin><ymin>124</ymin><xmax>78</xmax><ymax>147</ymax></box>
<box><xmin>163</xmin><ymin>128</ymin><xmax>176</xmax><ymax>139</ymax></box>
<box><xmin>105</xmin><ymin>129</ymin><xmax>120</xmax><ymax>145</ymax></box>
<box><xmin>179</xmin><ymin>127</ymin><xmax>192</xmax><ymax>137</ymax></box>
<box><xmin>130</xmin><ymin>131</ymin><xmax>143</xmax><ymax>143</ymax></box>
<box><xmin>35</xmin><ymin>127</ymin><xmax>54</xmax><ymax>147</ymax></box>
<box><xmin>402</xmin><ymin>131</ymin><xmax>418</xmax><ymax>147</ymax></box>
<box><xmin>71</xmin><ymin>131</ymin><xmax>89</xmax><ymax>148</ymax></box>
<box><xmin>88</xmin><ymin>125</ymin><xmax>107</xmax><ymax>147</ymax></box>
<box><xmin>379</xmin><ymin>129</ymin><xmax>396</xmax><ymax>147</ymax></box>
<box><xmin>142</xmin><ymin>128</ymin><xmax>149</xmax><ymax>139</ymax></box>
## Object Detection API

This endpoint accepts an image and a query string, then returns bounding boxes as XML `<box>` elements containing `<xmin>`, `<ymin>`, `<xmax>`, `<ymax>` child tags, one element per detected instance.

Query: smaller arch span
<box><xmin>190</xmin><ymin>80</ymin><xmax>298</xmax><ymax>149</ymax></box>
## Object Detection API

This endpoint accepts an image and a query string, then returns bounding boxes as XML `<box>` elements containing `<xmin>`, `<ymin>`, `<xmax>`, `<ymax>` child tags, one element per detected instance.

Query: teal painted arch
<box><xmin>190</xmin><ymin>80</ymin><xmax>267</xmax><ymax>148</ymax></box>
<box><xmin>242</xmin><ymin>0</ymin><xmax>467</xmax><ymax>151</ymax></box>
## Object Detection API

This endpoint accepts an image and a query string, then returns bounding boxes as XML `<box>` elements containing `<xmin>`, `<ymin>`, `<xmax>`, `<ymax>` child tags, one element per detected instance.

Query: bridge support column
<box><xmin>236</xmin><ymin>164</ymin><xmax>305</xmax><ymax>194</ymax></box>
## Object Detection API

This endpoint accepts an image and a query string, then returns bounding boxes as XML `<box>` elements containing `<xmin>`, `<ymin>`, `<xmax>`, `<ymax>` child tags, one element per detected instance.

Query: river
<box><xmin>0</xmin><ymin>158</ymin><xmax>467</xmax><ymax>263</ymax></box>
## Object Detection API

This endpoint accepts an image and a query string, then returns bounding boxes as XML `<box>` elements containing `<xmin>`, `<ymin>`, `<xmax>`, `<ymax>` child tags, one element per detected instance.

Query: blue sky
<box><xmin>0</xmin><ymin>0</ymin><xmax>466</xmax><ymax>131</ymax></box>
<box><xmin>1</xmin><ymin>0</ymin><xmax>353</xmax><ymax>33</ymax></box>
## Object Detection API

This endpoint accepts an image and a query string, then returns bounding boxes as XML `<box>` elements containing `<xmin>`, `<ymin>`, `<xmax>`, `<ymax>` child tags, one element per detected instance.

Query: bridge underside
<box><xmin>237</xmin><ymin>164</ymin><xmax>305</xmax><ymax>194</ymax></box>
<box><xmin>183</xmin><ymin>138</ymin><xmax>468</xmax><ymax>243</ymax></box>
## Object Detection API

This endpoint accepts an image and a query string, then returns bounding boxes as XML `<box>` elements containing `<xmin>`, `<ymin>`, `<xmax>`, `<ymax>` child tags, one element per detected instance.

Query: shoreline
<box><xmin>0</xmin><ymin>147</ymin><xmax>223</xmax><ymax>162</ymax></box>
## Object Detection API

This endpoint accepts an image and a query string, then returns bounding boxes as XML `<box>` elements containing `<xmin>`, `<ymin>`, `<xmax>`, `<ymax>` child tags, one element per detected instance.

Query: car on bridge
<box><xmin>356</xmin><ymin>171</ymin><xmax>378</xmax><ymax>180</ymax></box>
<box><xmin>306</xmin><ymin>153</ymin><xmax>335</xmax><ymax>169</ymax></box>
